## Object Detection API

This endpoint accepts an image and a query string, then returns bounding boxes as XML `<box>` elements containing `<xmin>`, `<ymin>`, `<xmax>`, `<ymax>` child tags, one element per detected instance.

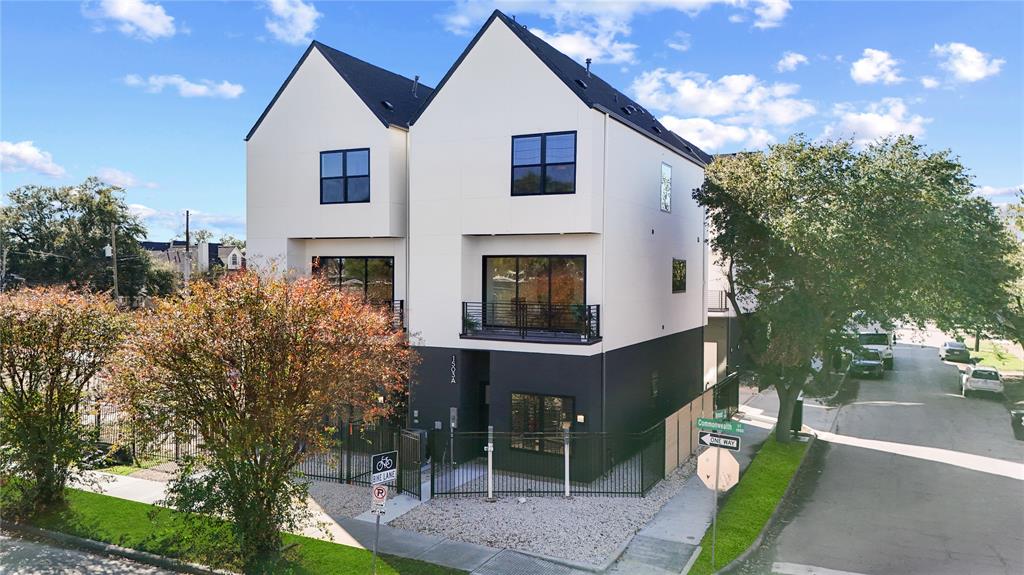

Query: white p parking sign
<box><xmin>371</xmin><ymin>484</ymin><xmax>388</xmax><ymax>514</ymax></box>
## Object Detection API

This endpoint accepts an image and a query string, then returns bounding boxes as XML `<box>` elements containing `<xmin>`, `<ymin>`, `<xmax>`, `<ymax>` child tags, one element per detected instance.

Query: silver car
<box><xmin>961</xmin><ymin>365</ymin><xmax>1004</xmax><ymax>397</ymax></box>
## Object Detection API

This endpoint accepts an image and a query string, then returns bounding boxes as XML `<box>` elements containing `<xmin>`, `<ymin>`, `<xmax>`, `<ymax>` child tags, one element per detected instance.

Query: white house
<box><xmin>245</xmin><ymin>10</ymin><xmax>712</xmax><ymax>438</ymax></box>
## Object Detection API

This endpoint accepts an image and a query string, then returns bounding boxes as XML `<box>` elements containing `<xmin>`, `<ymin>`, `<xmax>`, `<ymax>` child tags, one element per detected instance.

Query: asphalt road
<box><xmin>0</xmin><ymin>533</ymin><xmax>174</xmax><ymax>574</ymax></box>
<box><xmin>735</xmin><ymin>344</ymin><xmax>1024</xmax><ymax>575</ymax></box>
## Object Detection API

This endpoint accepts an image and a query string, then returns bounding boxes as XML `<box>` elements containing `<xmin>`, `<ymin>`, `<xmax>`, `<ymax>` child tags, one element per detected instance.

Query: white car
<box><xmin>961</xmin><ymin>365</ymin><xmax>1004</xmax><ymax>397</ymax></box>
<box><xmin>858</xmin><ymin>332</ymin><xmax>894</xmax><ymax>370</ymax></box>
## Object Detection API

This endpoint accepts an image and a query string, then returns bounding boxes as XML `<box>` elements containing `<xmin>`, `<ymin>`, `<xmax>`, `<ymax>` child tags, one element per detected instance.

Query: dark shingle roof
<box><xmin>410</xmin><ymin>10</ymin><xmax>710</xmax><ymax>166</ymax></box>
<box><xmin>246</xmin><ymin>42</ymin><xmax>433</xmax><ymax>141</ymax></box>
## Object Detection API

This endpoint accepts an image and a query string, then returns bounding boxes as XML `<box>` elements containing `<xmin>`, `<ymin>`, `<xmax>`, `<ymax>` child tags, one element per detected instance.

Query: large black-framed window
<box><xmin>510</xmin><ymin>392</ymin><xmax>575</xmax><ymax>454</ymax></box>
<box><xmin>511</xmin><ymin>132</ymin><xmax>576</xmax><ymax>196</ymax></box>
<box><xmin>311</xmin><ymin>256</ymin><xmax>393</xmax><ymax>302</ymax></box>
<box><xmin>320</xmin><ymin>148</ymin><xmax>370</xmax><ymax>204</ymax></box>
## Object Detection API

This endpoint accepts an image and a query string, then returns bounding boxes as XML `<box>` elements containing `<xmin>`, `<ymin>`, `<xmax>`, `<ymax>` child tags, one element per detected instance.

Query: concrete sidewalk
<box><xmin>606</xmin><ymin>386</ymin><xmax>841</xmax><ymax>575</ymax></box>
<box><xmin>75</xmin><ymin>470</ymin><xmax>585</xmax><ymax>574</ymax></box>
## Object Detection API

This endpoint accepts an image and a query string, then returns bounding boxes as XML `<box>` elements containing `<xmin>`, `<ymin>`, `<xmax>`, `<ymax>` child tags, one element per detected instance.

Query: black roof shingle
<box><xmin>409</xmin><ymin>10</ymin><xmax>710</xmax><ymax>166</ymax></box>
<box><xmin>246</xmin><ymin>42</ymin><xmax>433</xmax><ymax>141</ymax></box>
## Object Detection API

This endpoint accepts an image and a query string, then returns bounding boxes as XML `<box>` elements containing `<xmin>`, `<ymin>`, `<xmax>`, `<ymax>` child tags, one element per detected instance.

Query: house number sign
<box><xmin>450</xmin><ymin>354</ymin><xmax>457</xmax><ymax>384</ymax></box>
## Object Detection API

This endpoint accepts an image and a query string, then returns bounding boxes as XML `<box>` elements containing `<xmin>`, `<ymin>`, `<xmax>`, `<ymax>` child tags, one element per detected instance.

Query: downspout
<box><xmin>601</xmin><ymin>111</ymin><xmax>609</xmax><ymax>433</ymax></box>
<box><xmin>405</xmin><ymin>127</ymin><xmax>413</xmax><ymax>430</ymax></box>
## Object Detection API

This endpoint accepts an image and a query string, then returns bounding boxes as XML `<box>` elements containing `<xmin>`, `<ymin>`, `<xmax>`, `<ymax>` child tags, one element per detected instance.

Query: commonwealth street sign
<box><xmin>696</xmin><ymin>417</ymin><xmax>745</xmax><ymax>434</ymax></box>
<box><xmin>699</xmin><ymin>431</ymin><xmax>741</xmax><ymax>451</ymax></box>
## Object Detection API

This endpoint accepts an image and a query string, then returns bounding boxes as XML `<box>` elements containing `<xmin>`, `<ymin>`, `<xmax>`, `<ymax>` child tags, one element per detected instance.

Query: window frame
<box><xmin>311</xmin><ymin>256</ymin><xmax>394</xmax><ymax>302</ymax></box>
<box><xmin>510</xmin><ymin>391</ymin><xmax>575</xmax><ymax>455</ymax></box>
<box><xmin>482</xmin><ymin>255</ymin><xmax>587</xmax><ymax>306</ymax></box>
<box><xmin>319</xmin><ymin>148</ymin><xmax>371</xmax><ymax>205</ymax></box>
<box><xmin>510</xmin><ymin>131</ymin><xmax>577</xmax><ymax>196</ymax></box>
<box><xmin>660</xmin><ymin>162</ymin><xmax>672</xmax><ymax>213</ymax></box>
<box><xmin>672</xmin><ymin>258</ymin><xmax>687</xmax><ymax>293</ymax></box>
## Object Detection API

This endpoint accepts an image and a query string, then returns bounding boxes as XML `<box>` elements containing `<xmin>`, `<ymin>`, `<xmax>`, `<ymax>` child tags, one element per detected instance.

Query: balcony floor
<box><xmin>461</xmin><ymin>326</ymin><xmax>601</xmax><ymax>345</ymax></box>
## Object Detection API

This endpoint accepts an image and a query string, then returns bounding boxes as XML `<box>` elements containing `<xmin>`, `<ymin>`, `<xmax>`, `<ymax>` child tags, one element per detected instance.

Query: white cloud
<box><xmin>776</xmin><ymin>51</ymin><xmax>808</xmax><ymax>72</ymax></box>
<box><xmin>631</xmin><ymin>68</ymin><xmax>815</xmax><ymax>126</ymax></box>
<box><xmin>89</xmin><ymin>0</ymin><xmax>176</xmax><ymax>41</ymax></box>
<box><xmin>822</xmin><ymin>98</ymin><xmax>931</xmax><ymax>146</ymax></box>
<box><xmin>932</xmin><ymin>42</ymin><xmax>1004</xmax><ymax>83</ymax></box>
<box><xmin>666</xmin><ymin>31</ymin><xmax>692</xmax><ymax>53</ymax></box>
<box><xmin>129</xmin><ymin>204</ymin><xmax>245</xmax><ymax>238</ymax></box>
<box><xmin>974</xmin><ymin>184</ymin><xmax>1021</xmax><ymax>198</ymax></box>
<box><xmin>850</xmin><ymin>48</ymin><xmax>904</xmax><ymax>85</ymax></box>
<box><xmin>124</xmin><ymin>74</ymin><xmax>244</xmax><ymax>99</ymax></box>
<box><xmin>0</xmin><ymin>140</ymin><xmax>66</xmax><ymax>178</ymax></box>
<box><xmin>920</xmin><ymin>76</ymin><xmax>940</xmax><ymax>89</ymax></box>
<box><xmin>128</xmin><ymin>203</ymin><xmax>158</xmax><ymax>219</ymax></box>
<box><xmin>264</xmin><ymin>0</ymin><xmax>321</xmax><ymax>45</ymax></box>
<box><xmin>97</xmin><ymin>167</ymin><xmax>158</xmax><ymax>189</ymax></box>
<box><xmin>439</xmin><ymin>1</ymin><xmax>791</xmax><ymax>65</ymax></box>
<box><xmin>660</xmin><ymin>116</ymin><xmax>774</xmax><ymax>151</ymax></box>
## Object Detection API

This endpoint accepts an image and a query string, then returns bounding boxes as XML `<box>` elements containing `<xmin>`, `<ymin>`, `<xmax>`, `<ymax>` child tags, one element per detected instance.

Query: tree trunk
<box><xmin>775</xmin><ymin>383</ymin><xmax>797</xmax><ymax>444</ymax></box>
<box><xmin>974</xmin><ymin>330</ymin><xmax>981</xmax><ymax>352</ymax></box>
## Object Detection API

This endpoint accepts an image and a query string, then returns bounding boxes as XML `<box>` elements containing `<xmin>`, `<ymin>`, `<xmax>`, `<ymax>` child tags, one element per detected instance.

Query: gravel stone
<box><xmin>307</xmin><ymin>480</ymin><xmax>378</xmax><ymax>519</ymax></box>
<box><xmin>392</xmin><ymin>458</ymin><xmax>696</xmax><ymax>567</ymax></box>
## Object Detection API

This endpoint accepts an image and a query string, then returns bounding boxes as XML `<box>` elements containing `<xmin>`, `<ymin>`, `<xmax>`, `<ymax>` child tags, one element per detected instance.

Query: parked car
<box><xmin>858</xmin><ymin>331</ymin><xmax>894</xmax><ymax>369</ymax></box>
<box><xmin>850</xmin><ymin>350</ymin><xmax>885</xmax><ymax>379</ymax></box>
<box><xmin>961</xmin><ymin>365</ymin><xmax>1004</xmax><ymax>397</ymax></box>
<box><xmin>1010</xmin><ymin>401</ymin><xmax>1024</xmax><ymax>440</ymax></box>
<box><xmin>940</xmin><ymin>341</ymin><xmax>971</xmax><ymax>362</ymax></box>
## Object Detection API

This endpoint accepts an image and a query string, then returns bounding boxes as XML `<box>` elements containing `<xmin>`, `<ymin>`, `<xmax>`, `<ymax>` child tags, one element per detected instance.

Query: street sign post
<box><xmin>369</xmin><ymin>484</ymin><xmax>389</xmax><ymax>575</ymax></box>
<box><xmin>370</xmin><ymin>450</ymin><xmax>398</xmax><ymax>485</ymax></box>
<box><xmin>698</xmin><ymin>446</ymin><xmax>740</xmax><ymax>571</ymax></box>
<box><xmin>698</xmin><ymin>431</ymin><xmax>741</xmax><ymax>451</ymax></box>
<box><xmin>697</xmin><ymin>417</ymin><xmax>745</xmax><ymax>434</ymax></box>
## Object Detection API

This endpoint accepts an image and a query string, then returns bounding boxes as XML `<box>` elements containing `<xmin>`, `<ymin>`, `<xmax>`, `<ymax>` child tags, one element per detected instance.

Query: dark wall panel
<box><xmin>487</xmin><ymin>351</ymin><xmax>603</xmax><ymax>433</ymax></box>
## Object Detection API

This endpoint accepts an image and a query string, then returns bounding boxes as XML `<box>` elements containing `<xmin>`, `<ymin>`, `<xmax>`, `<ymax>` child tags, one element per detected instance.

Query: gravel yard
<box><xmin>307</xmin><ymin>480</ymin><xmax>389</xmax><ymax>519</ymax></box>
<box><xmin>392</xmin><ymin>457</ymin><xmax>696</xmax><ymax>567</ymax></box>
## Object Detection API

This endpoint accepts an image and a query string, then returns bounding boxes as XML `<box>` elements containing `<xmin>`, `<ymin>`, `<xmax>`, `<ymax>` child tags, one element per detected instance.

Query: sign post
<box><xmin>698</xmin><ymin>446</ymin><xmax>740</xmax><ymax>571</ymax></box>
<box><xmin>369</xmin><ymin>450</ymin><xmax>397</xmax><ymax>575</ymax></box>
<box><xmin>485</xmin><ymin>425</ymin><xmax>495</xmax><ymax>502</ymax></box>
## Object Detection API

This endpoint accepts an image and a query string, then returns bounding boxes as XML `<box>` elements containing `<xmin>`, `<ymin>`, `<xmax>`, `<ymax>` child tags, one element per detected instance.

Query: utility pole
<box><xmin>110</xmin><ymin>223</ymin><xmax>119</xmax><ymax>301</ymax></box>
<box><xmin>183</xmin><ymin>210</ymin><xmax>191</xmax><ymax>284</ymax></box>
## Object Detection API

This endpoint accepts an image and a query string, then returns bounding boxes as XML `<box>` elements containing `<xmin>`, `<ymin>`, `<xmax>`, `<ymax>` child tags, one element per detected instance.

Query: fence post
<box><xmin>563</xmin><ymin>426</ymin><xmax>570</xmax><ymax>498</ymax></box>
<box><xmin>486</xmin><ymin>425</ymin><xmax>495</xmax><ymax>502</ymax></box>
<box><xmin>429</xmin><ymin>431</ymin><xmax>436</xmax><ymax>499</ymax></box>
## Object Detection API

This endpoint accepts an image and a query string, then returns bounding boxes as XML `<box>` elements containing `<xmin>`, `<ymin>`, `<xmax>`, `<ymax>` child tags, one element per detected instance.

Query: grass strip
<box><xmin>688</xmin><ymin>436</ymin><xmax>807</xmax><ymax>575</ymax></box>
<box><xmin>29</xmin><ymin>489</ymin><xmax>462</xmax><ymax>574</ymax></box>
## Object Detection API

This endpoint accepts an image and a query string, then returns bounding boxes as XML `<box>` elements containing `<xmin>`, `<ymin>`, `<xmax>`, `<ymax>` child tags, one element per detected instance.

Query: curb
<box><xmin>710</xmin><ymin>433</ymin><xmax>817</xmax><ymax>575</ymax></box>
<box><xmin>2</xmin><ymin>522</ymin><xmax>235</xmax><ymax>575</ymax></box>
<box><xmin>514</xmin><ymin>532</ymin><xmax>635</xmax><ymax>573</ymax></box>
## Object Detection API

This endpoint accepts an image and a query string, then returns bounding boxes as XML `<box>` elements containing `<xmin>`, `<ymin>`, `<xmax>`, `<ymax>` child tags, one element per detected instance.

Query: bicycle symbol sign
<box><xmin>370</xmin><ymin>450</ymin><xmax>398</xmax><ymax>485</ymax></box>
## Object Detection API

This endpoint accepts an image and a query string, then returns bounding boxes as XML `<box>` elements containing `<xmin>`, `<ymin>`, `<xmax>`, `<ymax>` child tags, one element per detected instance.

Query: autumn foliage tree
<box><xmin>109</xmin><ymin>271</ymin><xmax>416</xmax><ymax>569</ymax></box>
<box><xmin>0</xmin><ymin>287</ymin><xmax>130</xmax><ymax>510</ymax></box>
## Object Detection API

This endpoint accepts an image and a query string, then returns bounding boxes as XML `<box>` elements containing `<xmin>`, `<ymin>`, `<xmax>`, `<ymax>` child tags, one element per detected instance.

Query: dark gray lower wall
<box><xmin>410</xmin><ymin>326</ymin><xmax>703</xmax><ymax>437</ymax></box>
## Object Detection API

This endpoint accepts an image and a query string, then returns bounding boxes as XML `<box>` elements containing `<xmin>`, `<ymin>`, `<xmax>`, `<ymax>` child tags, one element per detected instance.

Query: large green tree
<box><xmin>697</xmin><ymin>136</ymin><xmax>1018</xmax><ymax>441</ymax></box>
<box><xmin>994</xmin><ymin>190</ymin><xmax>1024</xmax><ymax>350</ymax></box>
<box><xmin>0</xmin><ymin>177</ymin><xmax>174</xmax><ymax>297</ymax></box>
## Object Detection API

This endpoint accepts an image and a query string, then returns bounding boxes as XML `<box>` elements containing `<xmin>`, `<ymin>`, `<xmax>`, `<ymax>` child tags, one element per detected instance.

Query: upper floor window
<box><xmin>512</xmin><ymin>132</ymin><xmax>576</xmax><ymax>196</ymax></box>
<box><xmin>312</xmin><ymin>256</ymin><xmax>394</xmax><ymax>302</ymax></box>
<box><xmin>320</xmin><ymin>148</ymin><xmax>370</xmax><ymax>204</ymax></box>
<box><xmin>660</xmin><ymin>163</ymin><xmax>672</xmax><ymax>213</ymax></box>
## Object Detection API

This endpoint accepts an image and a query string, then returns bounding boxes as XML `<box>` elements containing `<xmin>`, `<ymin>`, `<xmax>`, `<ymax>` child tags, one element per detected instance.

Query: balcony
<box><xmin>707</xmin><ymin>290</ymin><xmax>730</xmax><ymax>313</ymax></box>
<box><xmin>461</xmin><ymin>302</ymin><xmax>601</xmax><ymax>344</ymax></box>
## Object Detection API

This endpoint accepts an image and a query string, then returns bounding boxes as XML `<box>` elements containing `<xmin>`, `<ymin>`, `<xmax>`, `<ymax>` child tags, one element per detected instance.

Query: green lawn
<box><xmin>966</xmin><ymin>339</ymin><xmax>1024</xmax><ymax>373</ymax></box>
<box><xmin>96</xmin><ymin>456</ymin><xmax>165</xmax><ymax>476</ymax></box>
<box><xmin>688</xmin><ymin>436</ymin><xmax>808</xmax><ymax>575</ymax></box>
<box><xmin>30</xmin><ymin>489</ymin><xmax>462</xmax><ymax>575</ymax></box>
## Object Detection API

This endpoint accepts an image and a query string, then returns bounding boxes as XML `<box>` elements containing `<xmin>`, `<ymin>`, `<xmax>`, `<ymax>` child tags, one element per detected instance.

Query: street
<box><xmin>736</xmin><ymin>344</ymin><xmax>1024</xmax><ymax>575</ymax></box>
<box><xmin>0</xmin><ymin>533</ymin><xmax>174</xmax><ymax>574</ymax></box>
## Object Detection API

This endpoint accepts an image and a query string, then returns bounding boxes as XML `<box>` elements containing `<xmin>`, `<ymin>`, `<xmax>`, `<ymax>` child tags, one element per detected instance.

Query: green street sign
<box><xmin>714</xmin><ymin>409</ymin><xmax>728</xmax><ymax>419</ymax></box>
<box><xmin>697</xmin><ymin>418</ymin><xmax>745</xmax><ymax>434</ymax></box>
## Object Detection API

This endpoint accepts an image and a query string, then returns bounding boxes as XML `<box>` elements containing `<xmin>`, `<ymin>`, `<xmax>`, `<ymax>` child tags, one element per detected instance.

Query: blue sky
<box><xmin>2</xmin><ymin>1</ymin><xmax>1021</xmax><ymax>241</ymax></box>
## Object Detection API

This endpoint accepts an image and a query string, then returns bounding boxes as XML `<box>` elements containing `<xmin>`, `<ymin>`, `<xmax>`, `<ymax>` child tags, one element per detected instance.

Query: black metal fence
<box><xmin>87</xmin><ymin>401</ymin><xmax>202</xmax><ymax>464</ymax></box>
<box><xmin>461</xmin><ymin>301</ymin><xmax>601</xmax><ymax>343</ymax></box>
<box><xmin>295</xmin><ymin>420</ymin><xmax>422</xmax><ymax>499</ymax></box>
<box><xmin>430</xmin><ymin>422</ymin><xmax>664</xmax><ymax>498</ymax></box>
<box><xmin>713</xmin><ymin>372</ymin><xmax>741</xmax><ymax>418</ymax></box>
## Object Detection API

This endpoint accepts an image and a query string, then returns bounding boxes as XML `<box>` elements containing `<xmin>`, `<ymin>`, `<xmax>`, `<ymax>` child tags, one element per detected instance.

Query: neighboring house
<box><xmin>141</xmin><ymin>241</ymin><xmax>244</xmax><ymax>275</ymax></box>
<box><xmin>245</xmin><ymin>10</ymin><xmax>711</xmax><ymax>437</ymax></box>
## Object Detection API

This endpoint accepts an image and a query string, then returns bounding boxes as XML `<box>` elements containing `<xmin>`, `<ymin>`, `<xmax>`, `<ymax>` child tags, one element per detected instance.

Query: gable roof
<box><xmin>410</xmin><ymin>10</ymin><xmax>710</xmax><ymax>167</ymax></box>
<box><xmin>245</xmin><ymin>41</ymin><xmax>434</xmax><ymax>141</ymax></box>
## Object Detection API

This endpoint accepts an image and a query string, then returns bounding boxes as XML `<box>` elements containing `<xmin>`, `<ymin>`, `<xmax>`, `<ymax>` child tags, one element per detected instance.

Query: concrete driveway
<box><xmin>0</xmin><ymin>533</ymin><xmax>174</xmax><ymax>574</ymax></box>
<box><xmin>734</xmin><ymin>344</ymin><xmax>1024</xmax><ymax>575</ymax></box>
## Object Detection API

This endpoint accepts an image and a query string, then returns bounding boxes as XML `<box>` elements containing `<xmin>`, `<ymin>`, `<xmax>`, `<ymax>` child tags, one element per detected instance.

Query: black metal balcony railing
<box><xmin>707</xmin><ymin>290</ymin><xmax>730</xmax><ymax>312</ymax></box>
<box><xmin>371</xmin><ymin>299</ymin><xmax>404</xmax><ymax>330</ymax></box>
<box><xmin>461</xmin><ymin>301</ymin><xmax>601</xmax><ymax>344</ymax></box>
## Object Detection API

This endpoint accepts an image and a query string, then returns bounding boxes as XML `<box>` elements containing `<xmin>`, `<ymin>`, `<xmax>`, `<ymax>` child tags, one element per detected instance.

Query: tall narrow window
<box><xmin>320</xmin><ymin>148</ymin><xmax>370</xmax><ymax>204</ymax></box>
<box><xmin>512</xmin><ymin>132</ymin><xmax>576</xmax><ymax>196</ymax></box>
<box><xmin>660</xmin><ymin>162</ymin><xmax>672</xmax><ymax>212</ymax></box>
<box><xmin>672</xmin><ymin>258</ymin><xmax>687</xmax><ymax>293</ymax></box>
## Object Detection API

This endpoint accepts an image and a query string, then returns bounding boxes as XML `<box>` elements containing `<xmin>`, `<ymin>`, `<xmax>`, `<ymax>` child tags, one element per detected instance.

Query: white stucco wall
<box><xmin>246</xmin><ymin>47</ymin><xmax>408</xmax><ymax>274</ymax></box>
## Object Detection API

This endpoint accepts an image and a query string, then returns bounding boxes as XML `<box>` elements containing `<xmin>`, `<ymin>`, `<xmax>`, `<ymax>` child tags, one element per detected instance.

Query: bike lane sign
<box><xmin>371</xmin><ymin>450</ymin><xmax>398</xmax><ymax>485</ymax></box>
